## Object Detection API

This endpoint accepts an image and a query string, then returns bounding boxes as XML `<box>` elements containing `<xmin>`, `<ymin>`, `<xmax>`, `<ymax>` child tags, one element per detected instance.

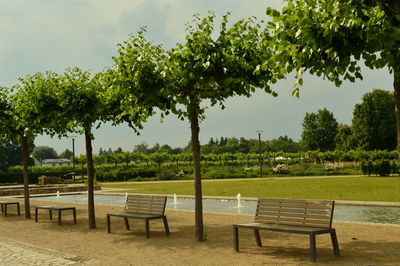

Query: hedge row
<box><xmin>95</xmin><ymin>168</ymin><xmax>157</xmax><ymax>181</ymax></box>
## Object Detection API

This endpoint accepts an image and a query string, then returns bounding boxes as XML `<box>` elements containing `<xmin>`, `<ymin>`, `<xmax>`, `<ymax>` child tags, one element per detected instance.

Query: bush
<box><xmin>272</xmin><ymin>164</ymin><xmax>288</xmax><ymax>174</ymax></box>
<box><xmin>361</xmin><ymin>159</ymin><xmax>393</xmax><ymax>176</ymax></box>
<box><xmin>95</xmin><ymin>168</ymin><xmax>157</xmax><ymax>182</ymax></box>
<box><xmin>203</xmin><ymin>167</ymin><xmax>258</xmax><ymax>179</ymax></box>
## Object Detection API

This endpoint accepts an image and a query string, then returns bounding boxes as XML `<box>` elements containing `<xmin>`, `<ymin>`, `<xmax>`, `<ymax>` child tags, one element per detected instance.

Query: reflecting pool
<box><xmin>32</xmin><ymin>194</ymin><xmax>400</xmax><ymax>225</ymax></box>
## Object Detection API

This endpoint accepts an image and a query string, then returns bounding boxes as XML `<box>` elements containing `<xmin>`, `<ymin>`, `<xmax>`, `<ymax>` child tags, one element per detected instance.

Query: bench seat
<box><xmin>106</xmin><ymin>194</ymin><xmax>170</xmax><ymax>238</ymax></box>
<box><xmin>233</xmin><ymin>198</ymin><xmax>340</xmax><ymax>262</ymax></box>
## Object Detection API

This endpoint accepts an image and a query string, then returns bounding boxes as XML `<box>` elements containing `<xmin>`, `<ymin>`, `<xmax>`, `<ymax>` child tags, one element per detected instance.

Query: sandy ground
<box><xmin>1</xmin><ymin>197</ymin><xmax>400</xmax><ymax>265</ymax></box>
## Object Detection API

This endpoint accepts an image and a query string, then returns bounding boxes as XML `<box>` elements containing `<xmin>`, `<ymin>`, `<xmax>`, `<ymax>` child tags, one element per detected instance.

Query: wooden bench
<box><xmin>35</xmin><ymin>206</ymin><xmax>77</xmax><ymax>225</ymax></box>
<box><xmin>106</xmin><ymin>194</ymin><xmax>170</xmax><ymax>238</ymax></box>
<box><xmin>233</xmin><ymin>198</ymin><xmax>340</xmax><ymax>262</ymax></box>
<box><xmin>0</xmin><ymin>201</ymin><xmax>20</xmax><ymax>217</ymax></box>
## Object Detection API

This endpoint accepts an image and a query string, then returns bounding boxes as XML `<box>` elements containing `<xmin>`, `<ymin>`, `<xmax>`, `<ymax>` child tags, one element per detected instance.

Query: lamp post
<box><xmin>70</xmin><ymin>136</ymin><xmax>77</xmax><ymax>182</ymax></box>
<box><xmin>256</xmin><ymin>130</ymin><xmax>263</xmax><ymax>177</ymax></box>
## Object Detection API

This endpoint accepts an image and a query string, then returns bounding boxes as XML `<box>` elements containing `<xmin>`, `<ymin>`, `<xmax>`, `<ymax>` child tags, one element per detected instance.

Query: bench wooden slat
<box><xmin>258</xmin><ymin>198</ymin><xmax>333</xmax><ymax>205</ymax></box>
<box><xmin>257</xmin><ymin>210</ymin><xmax>331</xmax><ymax>220</ymax></box>
<box><xmin>257</xmin><ymin>202</ymin><xmax>332</xmax><ymax>210</ymax></box>
<box><xmin>257</xmin><ymin>206</ymin><xmax>332</xmax><ymax>215</ymax></box>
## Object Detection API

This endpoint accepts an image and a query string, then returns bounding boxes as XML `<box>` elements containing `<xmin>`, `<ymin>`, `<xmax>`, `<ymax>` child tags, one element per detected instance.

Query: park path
<box><xmin>0</xmin><ymin>237</ymin><xmax>86</xmax><ymax>265</ymax></box>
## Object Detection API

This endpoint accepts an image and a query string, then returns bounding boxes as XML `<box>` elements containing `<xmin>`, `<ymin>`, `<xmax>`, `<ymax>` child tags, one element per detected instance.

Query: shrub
<box><xmin>361</xmin><ymin>159</ymin><xmax>392</xmax><ymax>176</ymax></box>
<box><xmin>272</xmin><ymin>164</ymin><xmax>288</xmax><ymax>174</ymax></box>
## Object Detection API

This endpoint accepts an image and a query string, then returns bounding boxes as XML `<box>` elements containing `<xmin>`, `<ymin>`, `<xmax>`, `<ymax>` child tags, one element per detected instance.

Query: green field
<box><xmin>101</xmin><ymin>176</ymin><xmax>400</xmax><ymax>202</ymax></box>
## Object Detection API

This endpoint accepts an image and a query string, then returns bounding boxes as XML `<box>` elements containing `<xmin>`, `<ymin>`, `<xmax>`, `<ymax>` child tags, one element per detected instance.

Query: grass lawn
<box><xmin>101</xmin><ymin>176</ymin><xmax>400</xmax><ymax>202</ymax></box>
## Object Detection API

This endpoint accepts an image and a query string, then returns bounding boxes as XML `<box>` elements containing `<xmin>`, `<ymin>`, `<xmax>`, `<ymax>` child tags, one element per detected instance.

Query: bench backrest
<box><xmin>126</xmin><ymin>194</ymin><xmax>167</xmax><ymax>216</ymax></box>
<box><xmin>255</xmin><ymin>198</ymin><xmax>335</xmax><ymax>229</ymax></box>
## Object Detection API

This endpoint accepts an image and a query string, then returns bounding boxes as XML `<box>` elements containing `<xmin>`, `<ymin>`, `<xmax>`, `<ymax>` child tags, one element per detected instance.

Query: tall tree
<box><xmin>59</xmin><ymin>149</ymin><xmax>73</xmax><ymax>159</ymax></box>
<box><xmin>0</xmin><ymin>72</ymin><xmax>61</xmax><ymax>219</ymax></box>
<box><xmin>112</xmin><ymin>13</ymin><xmax>280</xmax><ymax>241</ymax></box>
<box><xmin>266</xmin><ymin>1</ymin><xmax>400</xmax><ymax>147</ymax></box>
<box><xmin>33</xmin><ymin>146</ymin><xmax>58</xmax><ymax>161</ymax></box>
<box><xmin>301</xmin><ymin>108</ymin><xmax>338</xmax><ymax>151</ymax></box>
<box><xmin>335</xmin><ymin>124</ymin><xmax>352</xmax><ymax>151</ymax></box>
<box><xmin>161</xmin><ymin>13</ymin><xmax>280</xmax><ymax>241</ymax></box>
<box><xmin>47</xmin><ymin>68</ymin><xmax>109</xmax><ymax>229</ymax></box>
<box><xmin>350</xmin><ymin>89</ymin><xmax>396</xmax><ymax>150</ymax></box>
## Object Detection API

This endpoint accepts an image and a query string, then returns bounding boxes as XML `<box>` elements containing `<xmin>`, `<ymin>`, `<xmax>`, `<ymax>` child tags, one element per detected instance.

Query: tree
<box><xmin>350</xmin><ymin>89</ymin><xmax>396</xmax><ymax>150</ymax></box>
<box><xmin>335</xmin><ymin>124</ymin><xmax>352</xmax><ymax>151</ymax></box>
<box><xmin>112</xmin><ymin>13</ymin><xmax>281</xmax><ymax>241</ymax></box>
<box><xmin>32</xmin><ymin>146</ymin><xmax>58</xmax><ymax>161</ymax></box>
<box><xmin>301</xmin><ymin>108</ymin><xmax>338</xmax><ymax>151</ymax></box>
<box><xmin>0</xmin><ymin>72</ymin><xmax>62</xmax><ymax>219</ymax></box>
<box><xmin>134</xmin><ymin>142</ymin><xmax>150</xmax><ymax>154</ymax></box>
<box><xmin>160</xmin><ymin>13</ymin><xmax>280</xmax><ymax>241</ymax></box>
<box><xmin>47</xmin><ymin>67</ymin><xmax>110</xmax><ymax>229</ymax></box>
<box><xmin>59</xmin><ymin>149</ymin><xmax>73</xmax><ymax>159</ymax></box>
<box><xmin>266</xmin><ymin>1</ymin><xmax>400</xmax><ymax>148</ymax></box>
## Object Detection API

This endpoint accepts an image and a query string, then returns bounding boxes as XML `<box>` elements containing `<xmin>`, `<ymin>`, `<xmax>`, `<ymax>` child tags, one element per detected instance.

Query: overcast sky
<box><xmin>0</xmin><ymin>0</ymin><xmax>392</xmax><ymax>155</ymax></box>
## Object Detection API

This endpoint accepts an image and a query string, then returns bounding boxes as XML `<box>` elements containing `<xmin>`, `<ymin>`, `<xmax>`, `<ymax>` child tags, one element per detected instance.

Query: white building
<box><xmin>41</xmin><ymin>158</ymin><xmax>71</xmax><ymax>167</ymax></box>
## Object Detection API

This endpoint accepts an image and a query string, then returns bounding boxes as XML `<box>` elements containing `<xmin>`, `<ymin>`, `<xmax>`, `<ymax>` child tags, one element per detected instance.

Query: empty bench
<box><xmin>0</xmin><ymin>201</ymin><xmax>20</xmax><ymax>217</ymax></box>
<box><xmin>106</xmin><ymin>194</ymin><xmax>170</xmax><ymax>238</ymax></box>
<box><xmin>233</xmin><ymin>198</ymin><xmax>340</xmax><ymax>261</ymax></box>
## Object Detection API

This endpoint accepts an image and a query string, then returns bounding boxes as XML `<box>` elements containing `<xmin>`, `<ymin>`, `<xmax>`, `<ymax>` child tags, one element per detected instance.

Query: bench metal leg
<box><xmin>330</xmin><ymin>229</ymin><xmax>340</xmax><ymax>257</ymax></box>
<box><xmin>233</xmin><ymin>226</ymin><xmax>239</xmax><ymax>251</ymax></box>
<box><xmin>145</xmin><ymin>219</ymin><xmax>150</xmax><ymax>238</ymax></box>
<box><xmin>107</xmin><ymin>215</ymin><xmax>111</xmax><ymax>233</ymax></box>
<box><xmin>58</xmin><ymin>210</ymin><xmax>62</xmax><ymax>226</ymax></box>
<box><xmin>4</xmin><ymin>205</ymin><xmax>7</xmax><ymax>217</ymax></box>
<box><xmin>35</xmin><ymin>208</ymin><xmax>38</xmax><ymax>222</ymax></box>
<box><xmin>17</xmin><ymin>203</ymin><xmax>20</xmax><ymax>215</ymax></box>
<box><xmin>310</xmin><ymin>234</ymin><xmax>317</xmax><ymax>262</ymax></box>
<box><xmin>162</xmin><ymin>216</ymin><xmax>170</xmax><ymax>235</ymax></box>
<box><xmin>73</xmin><ymin>208</ymin><xmax>77</xmax><ymax>224</ymax></box>
<box><xmin>49</xmin><ymin>209</ymin><xmax>53</xmax><ymax>220</ymax></box>
<box><xmin>254</xmin><ymin>229</ymin><xmax>262</xmax><ymax>247</ymax></box>
<box><xmin>1</xmin><ymin>205</ymin><xmax>3</xmax><ymax>213</ymax></box>
<box><xmin>124</xmin><ymin>218</ymin><xmax>130</xmax><ymax>230</ymax></box>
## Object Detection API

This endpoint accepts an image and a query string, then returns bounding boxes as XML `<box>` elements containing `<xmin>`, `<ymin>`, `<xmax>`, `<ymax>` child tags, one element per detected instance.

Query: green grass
<box><xmin>101</xmin><ymin>176</ymin><xmax>400</xmax><ymax>202</ymax></box>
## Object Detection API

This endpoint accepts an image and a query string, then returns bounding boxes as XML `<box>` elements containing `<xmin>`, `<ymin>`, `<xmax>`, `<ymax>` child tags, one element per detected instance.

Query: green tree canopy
<box><xmin>266</xmin><ymin>0</ymin><xmax>400</xmax><ymax>146</ymax></box>
<box><xmin>33</xmin><ymin>146</ymin><xmax>58</xmax><ymax>161</ymax></box>
<box><xmin>350</xmin><ymin>89</ymin><xmax>396</xmax><ymax>150</ymax></box>
<box><xmin>59</xmin><ymin>149</ymin><xmax>73</xmax><ymax>159</ymax></box>
<box><xmin>301</xmin><ymin>108</ymin><xmax>338</xmax><ymax>151</ymax></box>
<box><xmin>335</xmin><ymin>124</ymin><xmax>352</xmax><ymax>151</ymax></box>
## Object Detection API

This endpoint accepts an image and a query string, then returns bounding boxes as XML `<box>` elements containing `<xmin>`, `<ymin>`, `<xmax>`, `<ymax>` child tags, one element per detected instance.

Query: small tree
<box><xmin>300</xmin><ymin>108</ymin><xmax>338</xmax><ymax>151</ymax></box>
<box><xmin>33</xmin><ymin>146</ymin><xmax>58</xmax><ymax>161</ymax></box>
<box><xmin>350</xmin><ymin>89</ymin><xmax>396</xmax><ymax>150</ymax></box>
<box><xmin>0</xmin><ymin>72</ymin><xmax>62</xmax><ymax>218</ymax></box>
<box><xmin>47</xmin><ymin>68</ymin><xmax>109</xmax><ymax>229</ymax></box>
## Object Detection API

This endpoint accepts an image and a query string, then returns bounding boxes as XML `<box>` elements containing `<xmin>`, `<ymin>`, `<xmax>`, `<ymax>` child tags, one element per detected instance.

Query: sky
<box><xmin>0</xmin><ymin>0</ymin><xmax>392</xmax><ymax>155</ymax></box>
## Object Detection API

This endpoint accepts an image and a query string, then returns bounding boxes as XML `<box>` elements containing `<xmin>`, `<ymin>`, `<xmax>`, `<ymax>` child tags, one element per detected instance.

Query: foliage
<box><xmin>95</xmin><ymin>168</ymin><xmax>157</xmax><ymax>182</ymax></box>
<box><xmin>272</xmin><ymin>164</ymin><xmax>289</xmax><ymax>174</ymax></box>
<box><xmin>266</xmin><ymin>0</ymin><xmax>400</xmax><ymax>148</ymax></box>
<box><xmin>361</xmin><ymin>159</ymin><xmax>397</xmax><ymax>177</ymax></box>
<box><xmin>300</xmin><ymin>108</ymin><xmax>338</xmax><ymax>151</ymax></box>
<box><xmin>33</xmin><ymin>146</ymin><xmax>58</xmax><ymax>161</ymax></box>
<box><xmin>350</xmin><ymin>89</ymin><xmax>396</xmax><ymax>150</ymax></box>
<box><xmin>0</xmin><ymin>140</ymin><xmax>35</xmax><ymax>171</ymax></box>
<box><xmin>335</xmin><ymin>124</ymin><xmax>352</xmax><ymax>151</ymax></box>
<box><xmin>59</xmin><ymin>149</ymin><xmax>73</xmax><ymax>159</ymax></box>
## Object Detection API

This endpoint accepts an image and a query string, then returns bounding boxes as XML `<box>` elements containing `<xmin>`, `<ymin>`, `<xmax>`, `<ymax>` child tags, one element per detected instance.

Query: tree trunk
<box><xmin>394</xmin><ymin>70</ymin><xmax>400</xmax><ymax>149</ymax></box>
<box><xmin>85</xmin><ymin>127</ymin><xmax>96</xmax><ymax>229</ymax></box>
<box><xmin>21</xmin><ymin>135</ymin><xmax>31</xmax><ymax>219</ymax></box>
<box><xmin>189</xmin><ymin>106</ymin><xmax>204</xmax><ymax>241</ymax></box>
